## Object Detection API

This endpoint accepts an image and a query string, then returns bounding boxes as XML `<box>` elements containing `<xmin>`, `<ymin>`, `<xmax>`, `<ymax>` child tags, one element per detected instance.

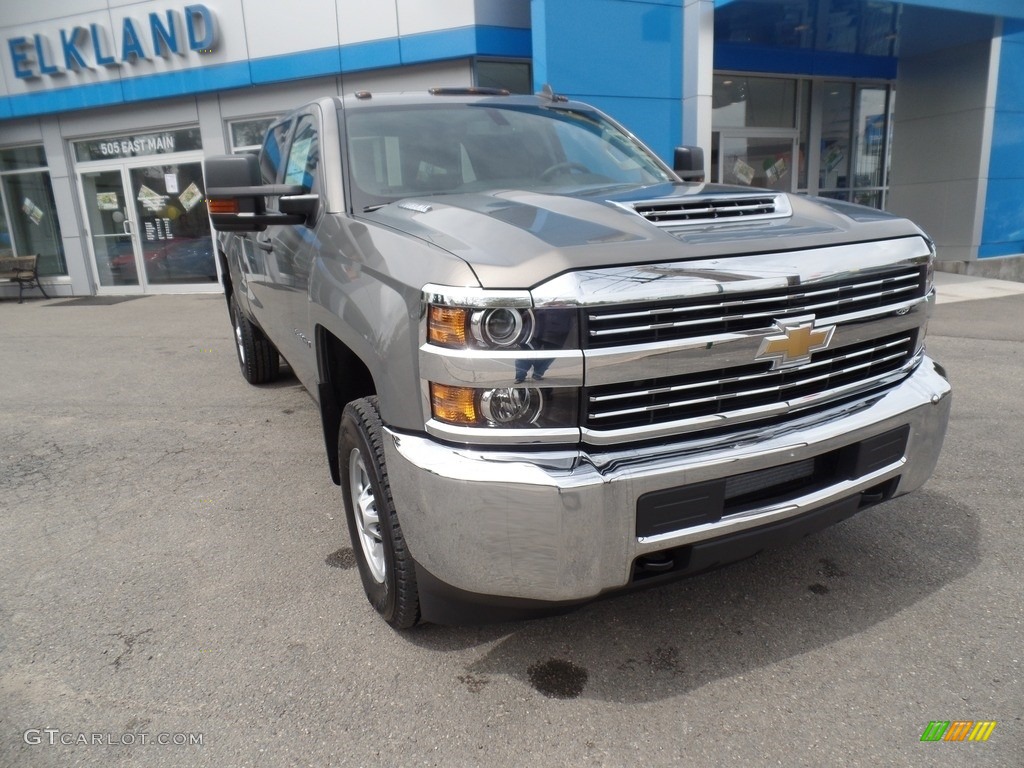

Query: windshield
<box><xmin>343</xmin><ymin>103</ymin><xmax>673</xmax><ymax>211</ymax></box>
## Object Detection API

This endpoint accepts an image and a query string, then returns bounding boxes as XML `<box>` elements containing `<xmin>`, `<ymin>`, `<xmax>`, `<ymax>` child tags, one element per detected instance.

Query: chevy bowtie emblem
<box><xmin>756</xmin><ymin>316</ymin><xmax>835</xmax><ymax>369</ymax></box>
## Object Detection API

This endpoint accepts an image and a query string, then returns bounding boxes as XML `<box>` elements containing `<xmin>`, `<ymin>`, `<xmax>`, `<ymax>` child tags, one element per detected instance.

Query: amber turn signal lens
<box><xmin>208</xmin><ymin>199</ymin><xmax>239</xmax><ymax>214</ymax></box>
<box><xmin>430</xmin><ymin>383</ymin><xmax>478</xmax><ymax>425</ymax></box>
<box><xmin>428</xmin><ymin>306</ymin><xmax>468</xmax><ymax>347</ymax></box>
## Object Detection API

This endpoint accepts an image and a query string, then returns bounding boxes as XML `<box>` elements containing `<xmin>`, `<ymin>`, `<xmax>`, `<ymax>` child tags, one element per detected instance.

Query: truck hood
<box><xmin>360</xmin><ymin>183</ymin><xmax>926</xmax><ymax>290</ymax></box>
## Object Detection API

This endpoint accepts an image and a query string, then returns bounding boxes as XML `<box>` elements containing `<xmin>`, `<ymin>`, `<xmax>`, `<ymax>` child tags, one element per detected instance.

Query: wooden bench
<box><xmin>0</xmin><ymin>254</ymin><xmax>50</xmax><ymax>303</ymax></box>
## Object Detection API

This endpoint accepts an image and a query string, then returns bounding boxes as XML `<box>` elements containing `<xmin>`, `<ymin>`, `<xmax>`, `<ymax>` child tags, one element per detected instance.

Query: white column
<box><xmin>682</xmin><ymin>0</ymin><xmax>715</xmax><ymax>156</ymax></box>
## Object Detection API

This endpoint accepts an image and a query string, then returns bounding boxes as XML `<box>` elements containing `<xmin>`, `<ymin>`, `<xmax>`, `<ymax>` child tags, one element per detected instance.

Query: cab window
<box><xmin>284</xmin><ymin>115</ymin><xmax>320</xmax><ymax>193</ymax></box>
<box><xmin>259</xmin><ymin>119</ymin><xmax>291</xmax><ymax>184</ymax></box>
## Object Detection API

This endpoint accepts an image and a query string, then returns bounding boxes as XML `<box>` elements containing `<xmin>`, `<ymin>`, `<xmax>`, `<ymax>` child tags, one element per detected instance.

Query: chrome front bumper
<box><xmin>384</xmin><ymin>357</ymin><xmax>951</xmax><ymax>604</ymax></box>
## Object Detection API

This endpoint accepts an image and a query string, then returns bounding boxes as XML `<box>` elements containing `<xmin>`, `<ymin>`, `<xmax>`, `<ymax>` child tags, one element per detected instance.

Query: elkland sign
<box><xmin>7</xmin><ymin>4</ymin><xmax>217</xmax><ymax>80</ymax></box>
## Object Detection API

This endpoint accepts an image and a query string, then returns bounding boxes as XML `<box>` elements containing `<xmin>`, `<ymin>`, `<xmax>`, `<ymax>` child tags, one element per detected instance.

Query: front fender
<box><xmin>307</xmin><ymin>214</ymin><xmax>478</xmax><ymax>432</ymax></box>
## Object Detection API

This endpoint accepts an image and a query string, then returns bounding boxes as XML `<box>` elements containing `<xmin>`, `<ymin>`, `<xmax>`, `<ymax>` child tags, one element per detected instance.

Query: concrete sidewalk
<box><xmin>934</xmin><ymin>269</ymin><xmax>1024</xmax><ymax>304</ymax></box>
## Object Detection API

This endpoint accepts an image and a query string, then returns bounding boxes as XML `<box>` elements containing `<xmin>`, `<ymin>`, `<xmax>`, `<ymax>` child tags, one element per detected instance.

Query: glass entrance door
<box><xmin>81</xmin><ymin>168</ymin><xmax>139</xmax><ymax>289</ymax></box>
<box><xmin>80</xmin><ymin>157</ymin><xmax>216</xmax><ymax>293</ymax></box>
<box><xmin>127</xmin><ymin>162</ymin><xmax>216</xmax><ymax>288</ymax></box>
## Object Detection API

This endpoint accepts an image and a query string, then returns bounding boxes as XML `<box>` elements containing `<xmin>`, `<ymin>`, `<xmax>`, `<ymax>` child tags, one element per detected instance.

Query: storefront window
<box><xmin>0</xmin><ymin>203</ymin><xmax>10</xmax><ymax>257</ymax></box>
<box><xmin>719</xmin><ymin>136</ymin><xmax>796</xmax><ymax>190</ymax></box>
<box><xmin>229</xmin><ymin>118</ymin><xmax>277</xmax><ymax>153</ymax></box>
<box><xmin>475</xmin><ymin>60</ymin><xmax>532</xmax><ymax>94</ymax></box>
<box><xmin>820</xmin><ymin>82</ymin><xmax>853</xmax><ymax>197</ymax></box>
<box><xmin>0</xmin><ymin>145</ymin><xmax>66</xmax><ymax>276</ymax></box>
<box><xmin>712</xmin><ymin>75</ymin><xmax>894</xmax><ymax>209</ymax></box>
<box><xmin>713</xmin><ymin>76</ymin><xmax>796</xmax><ymax>129</ymax></box>
<box><xmin>798</xmin><ymin>80</ymin><xmax>811</xmax><ymax>190</ymax></box>
<box><xmin>0</xmin><ymin>146</ymin><xmax>47</xmax><ymax>170</ymax></box>
<box><xmin>852</xmin><ymin>86</ymin><xmax>889</xmax><ymax>190</ymax></box>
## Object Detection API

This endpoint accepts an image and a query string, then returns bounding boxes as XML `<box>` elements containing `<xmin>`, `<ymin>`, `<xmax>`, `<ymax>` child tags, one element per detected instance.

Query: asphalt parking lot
<box><xmin>1</xmin><ymin>276</ymin><xmax>1021</xmax><ymax>768</ymax></box>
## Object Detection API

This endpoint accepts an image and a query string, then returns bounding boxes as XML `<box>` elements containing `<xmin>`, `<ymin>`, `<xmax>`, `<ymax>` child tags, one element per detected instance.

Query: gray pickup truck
<box><xmin>205</xmin><ymin>87</ymin><xmax>951</xmax><ymax>628</ymax></box>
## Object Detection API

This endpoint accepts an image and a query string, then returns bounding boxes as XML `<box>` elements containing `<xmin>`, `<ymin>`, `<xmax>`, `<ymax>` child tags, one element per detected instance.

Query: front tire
<box><xmin>339</xmin><ymin>397</ymin><xmax>420</xmax><ymax>629</ymax></box>
<box><xmin>230</xmin><ymin>295</ymin><xmax>280</xmax><ymax>384</ymax></box>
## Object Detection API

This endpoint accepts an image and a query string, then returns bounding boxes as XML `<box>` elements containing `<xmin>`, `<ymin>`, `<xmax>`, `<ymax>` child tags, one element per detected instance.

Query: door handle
<box><xmin>255</xmin><ymin>236</ymin><xmax>274</xmax><ymax>252</ymax></box>
<box><xmin>122</xmin><ymin>218</ymin><xmax>133</xmax><ymax>235</ymax></box>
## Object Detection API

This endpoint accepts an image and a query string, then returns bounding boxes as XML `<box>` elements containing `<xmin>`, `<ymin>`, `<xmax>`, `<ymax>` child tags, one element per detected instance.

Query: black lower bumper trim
<box><xmin>415</xmin><ymin>564</ymin><xmax>586</xmax><ymax>626</ymax></box>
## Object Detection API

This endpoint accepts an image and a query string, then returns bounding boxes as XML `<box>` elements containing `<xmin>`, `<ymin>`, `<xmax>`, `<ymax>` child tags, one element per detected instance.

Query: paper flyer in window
<box><xmin>178</xmin><ymin>183</ymin><xmax>204</xmax><ymax>212</ymax></box>
<box><xmin>96</xmin><ymin>192</ymin><xmax>120</xmax><ymax>211</ymax></box>
<box><xmin>764</xmin><ymin>156</ymin><xmax>788</xmax><ymax>184</ymax></box>
<box><xmin>22</xmin><ymin>197</ymin><xmax>45</xmax><ymax>225</ymax></box>
<box><xmin>165</xmin><ymin>173</ymin><xmax>180</xmax><ymax>194</ymax></box>
<box><xmin>137</xmin><ymin>185</ymin><xmax>167</xmax><ymax>212</ymax></box>
<box><xmin>732</xmin><ymin>158</ymin><xmax>755</xmax><ymax>186</ymax></box>
<box><xmin>823</xmin><ymin>144</ymin><xmax>844</xmax><ymax>173</ymax></box>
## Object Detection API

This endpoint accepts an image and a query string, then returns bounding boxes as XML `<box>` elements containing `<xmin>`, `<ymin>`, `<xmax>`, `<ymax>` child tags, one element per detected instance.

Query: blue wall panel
<box><xmin>588</xmin><ymin>95</ymin><xmax>683</xmax><ymax>163</ymax></box>
<box><xmin>714</xmin><ymin>44</ymin><xmax>897</xmax><ymax>79</ymax></box>
<box><xmin>119</xmin><ymin>62</ymin><xmax>252</xmax><ymax>102</ymax></box>
<box><xmin>6</xmin><ymin>81</ymin><xmax>127</xmax><ymax>118</ymax></box>
<box><xmin>897</xmin><ymin>0</ymin><xmax>1024</xmax><ymax>18</ymax></box>
<box><xmin>714</xmin><ymin>0</ymin><xmax>1024</xmax><ymax>19</ymax></box>
<box><xmin>249</xmin><ymin>47</ymin><xmax>343</xmax><ymax>85</ymax></box>
<box><xmin>532</xmin><ymin>0</ymin><xmax>682</xmax><ymax>161</ymax></box>
<box><xmin>981</xmin><ymin>19</ymin><xmax>1024</xmax><ymax>257</ymax></box>
<box><xmin>338</xmin><ymin>39</ymin><xmax>402</xmax><ymax>73</ymax></box>
<box><xmin>399</xmin><ymin>26</ymin><xmax>531</xmax><ymax>65</ymax></box>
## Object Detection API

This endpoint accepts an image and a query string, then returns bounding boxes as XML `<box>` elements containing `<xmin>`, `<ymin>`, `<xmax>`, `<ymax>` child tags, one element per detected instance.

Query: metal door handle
<box><xmin>122</xmin><ymin>218</ymin><xmax>133</xmax><ymax>235</ymax></box>
<box><xmin>255</xmin><ymin>236</ymin><xmax>274</xmax><ymax>252</ymax></box>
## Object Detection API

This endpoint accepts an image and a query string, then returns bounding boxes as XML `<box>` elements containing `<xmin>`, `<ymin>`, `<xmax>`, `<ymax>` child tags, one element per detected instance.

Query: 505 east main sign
<box><xmin>7</xmin><ymin>4</ymin><xmax>217</xmax><ymax>80</ymax></box>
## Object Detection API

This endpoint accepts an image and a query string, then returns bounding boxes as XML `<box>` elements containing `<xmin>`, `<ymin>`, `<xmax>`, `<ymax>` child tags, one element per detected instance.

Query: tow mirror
<box><xmin>673</xmin><ymin>146</ymin><xmax>705</xmax><ymax>182</ymax></box>
<box><xmin>205</xmin><ymin>153</ymin><xmax>317</xmax><ymax>231</ymax></box>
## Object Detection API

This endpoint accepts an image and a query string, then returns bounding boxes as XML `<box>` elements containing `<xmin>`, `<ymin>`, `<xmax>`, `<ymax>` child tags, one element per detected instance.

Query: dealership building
<box><xmin>1</xmin><ymin>0</ymin><xmax>1022</xmax><ymax>298</ymax></box>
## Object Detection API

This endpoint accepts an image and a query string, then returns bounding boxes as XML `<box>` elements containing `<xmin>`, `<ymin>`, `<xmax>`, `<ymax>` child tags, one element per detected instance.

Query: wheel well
<box><xmin>317</xmin><ymin>327</ymin><xmax>377</xmax><ymax>485</ymax></box>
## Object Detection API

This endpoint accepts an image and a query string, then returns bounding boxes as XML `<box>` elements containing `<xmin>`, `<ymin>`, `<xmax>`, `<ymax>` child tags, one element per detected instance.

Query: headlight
<box><xmin>429</xmin><ymin>305</ymin><xmax>537</xmax><ymax>350</ymax></box>
<box><xmin>422</xmin><ymin>286</ymin><xmax>581</xmax><ymax>439</ymax></box>
<box><xmin>430</xmin><ymin>383</ymin><xmax>578</xmax><ymax>430</ymax></box>
<box><xmin>471</xmin><ymin>307</ymin><xmax>533</xmax><ymax>348</ymax></box>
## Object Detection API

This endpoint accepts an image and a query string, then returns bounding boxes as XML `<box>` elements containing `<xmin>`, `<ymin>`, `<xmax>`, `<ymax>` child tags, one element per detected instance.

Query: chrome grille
<box><xmin>584</xmin><ymin>331</ymin><xmax>917</xmax><ymax>432</ymax></box>
<box><xmin>585</xmin><ymin>265</ymin><xmax>927</xmax><ymax>349</ymax></box>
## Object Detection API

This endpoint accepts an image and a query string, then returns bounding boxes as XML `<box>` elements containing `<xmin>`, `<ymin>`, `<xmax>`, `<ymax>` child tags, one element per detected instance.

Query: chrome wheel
<box><xmin>348</xmin><ymin>448</ymin><xmax>385</xmax><ymax>584</ymax></box>
<box><xmin>339</xmin><ymin>397</ymin><xmax>420</xmax><ymax>628</ymax></box>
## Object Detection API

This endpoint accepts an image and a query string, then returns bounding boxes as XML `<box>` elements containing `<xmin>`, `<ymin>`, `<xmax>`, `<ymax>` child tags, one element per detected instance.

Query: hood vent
<box><xmin>622</xmin><ymin>193</ymin><xmax>792</xmax><ymax>228</ymax></box>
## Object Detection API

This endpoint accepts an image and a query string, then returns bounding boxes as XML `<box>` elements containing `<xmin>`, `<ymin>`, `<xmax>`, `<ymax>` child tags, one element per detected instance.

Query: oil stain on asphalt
<box><xmin>325</xmin><ymin>548</ymin><xmax>357</xmax><ymax>569</ymax></box>
<box><xmin>527</xmin><ymin>658</ymin><xmax>588</xmax><ymax>699</ymax></box>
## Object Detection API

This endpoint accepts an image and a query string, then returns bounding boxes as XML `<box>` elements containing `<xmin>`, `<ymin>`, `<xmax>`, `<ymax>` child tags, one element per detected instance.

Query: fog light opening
<box><xmin>480</xmin><ymin>386</ymin><xmax>543</xmax><ymax>425</ymax></box>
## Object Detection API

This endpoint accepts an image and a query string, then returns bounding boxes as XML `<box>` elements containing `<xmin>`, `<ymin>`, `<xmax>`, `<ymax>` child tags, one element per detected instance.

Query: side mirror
<box><xmin>673</xmin><ymin>146</ymin><xmax>705</xmax><ymax>182</ymax></box>
<box><xmin>205</xmin><ymin>154</ymin><xmax>317</xmax><ymax>231</ymax></box>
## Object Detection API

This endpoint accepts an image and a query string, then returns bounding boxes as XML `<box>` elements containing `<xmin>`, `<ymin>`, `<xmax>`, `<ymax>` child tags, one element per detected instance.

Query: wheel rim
<box><xmin>348</xmin><ymin>448</ymin><xmax>386</xmax><ymax>584</ymax></box>
<box><xmin>233</xmin><ymin>305</ymin><xmax>246</xmax><ymax>365</ymax></box>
